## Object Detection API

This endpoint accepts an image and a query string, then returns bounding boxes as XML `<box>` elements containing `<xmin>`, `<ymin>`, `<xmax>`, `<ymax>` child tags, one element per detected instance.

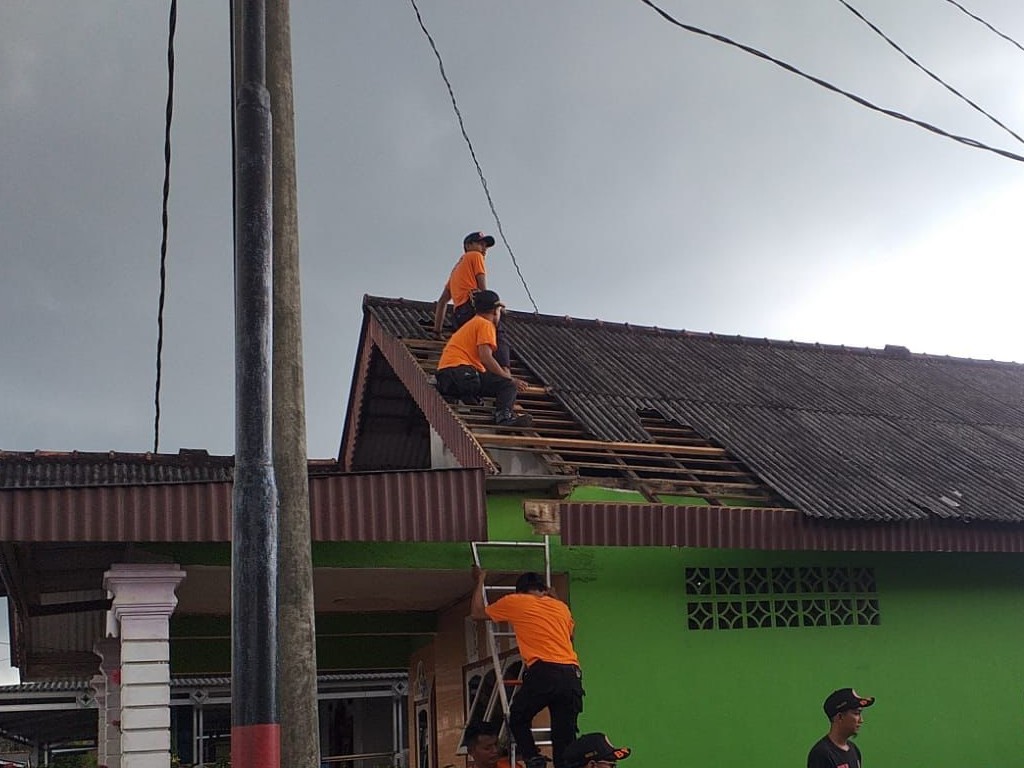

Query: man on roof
<box><xmin>435</xmin><ymin>290</ymin><xmax>533</xmax><ymax>428</ymax></box>
<box><xmin>432</xmin><ymin>231</ymin><xmax>514</xmax><ymax>376</ymax></box>
<box><xmin>471</xmin><ymin>569</ymin><xmax>583</xmax><ymax>768</ymax></box>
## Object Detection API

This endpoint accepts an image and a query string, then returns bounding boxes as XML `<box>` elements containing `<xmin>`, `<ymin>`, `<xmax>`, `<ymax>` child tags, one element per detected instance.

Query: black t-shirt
<box><xmin>807</xmin><ymin>736</ymin><xmax>862</xmax><ymax>768</ymax></box>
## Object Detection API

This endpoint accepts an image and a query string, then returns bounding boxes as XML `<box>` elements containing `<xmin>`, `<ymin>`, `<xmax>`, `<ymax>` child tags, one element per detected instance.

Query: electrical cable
<box><xmin>408</xmin><ymin>0</ymin><xmax>540</xmax><ymax>313</ymax></box>
<box><xmin>836</xmin><ymin>0</ymin><xmax>1024</xmax><ymax>145</ymax></box>
<box><xmin>153</xmin><ymin>0</ymin><xmax>177</xmax><ymax>454</ymax></box>
<box><xmin>637</xmin><ymin>0</ymin><xmax>1024</xmax><ymax>164</ymax></box>
<box><xmin>943</xmin><ymin>0</ymin><xmax>1024</xmax><ymax>54</ymax></box>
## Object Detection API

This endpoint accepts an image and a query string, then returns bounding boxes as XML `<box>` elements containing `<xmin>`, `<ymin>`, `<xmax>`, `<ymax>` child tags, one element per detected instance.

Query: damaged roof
<box><xmin>352</xmin><ymin>296</ymin><xmax>1024</xmax><ymax>523</ymax></box>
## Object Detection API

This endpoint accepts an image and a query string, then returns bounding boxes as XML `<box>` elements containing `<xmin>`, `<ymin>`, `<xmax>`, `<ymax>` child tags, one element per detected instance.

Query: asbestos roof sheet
<box><xmin>364</xmin><ymin>296</ymin><xmax>1024</xmax><ymax>523</ymax></box>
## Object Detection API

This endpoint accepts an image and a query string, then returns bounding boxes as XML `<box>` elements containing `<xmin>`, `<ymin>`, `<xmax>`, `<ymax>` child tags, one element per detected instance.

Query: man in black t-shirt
<box><xmin>806</xmin><ymin>687</ymin><xmax>875</xmax><ymax>768</ymax></box>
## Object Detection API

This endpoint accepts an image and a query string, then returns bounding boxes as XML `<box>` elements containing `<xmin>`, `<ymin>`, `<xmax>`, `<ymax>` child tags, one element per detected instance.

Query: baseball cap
<box><xmin>471</xmin><ymin>290</ymin><xmax>503</xmax><ymax>313</ymax></box>
<box><xmin>823</xmin><ymin>688</ymin><xmax>875</xmax><ymax>719</ymax></box>
<box><xmin>464</xmin><ymin>231</ymin><xmax>496</xmax><ymax>248</ymax></box>
<box><xmin>563</xmin><ymin>733</ymin><xmax>631</xmax><ymax>768</ymax></box>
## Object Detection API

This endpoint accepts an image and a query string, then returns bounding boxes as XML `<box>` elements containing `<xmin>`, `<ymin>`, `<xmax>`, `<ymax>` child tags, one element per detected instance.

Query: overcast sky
<box><xmin>2</xmin><ymin>0</ymin><xmax>1024</xmax><ymax>461</ymax></box>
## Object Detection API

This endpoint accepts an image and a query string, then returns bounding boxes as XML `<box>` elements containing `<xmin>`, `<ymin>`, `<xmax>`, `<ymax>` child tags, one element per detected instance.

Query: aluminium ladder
<box><xmin>466</xmin><ymin>536</ymin><xmax>552</xmax><ymax>766</ymax></box>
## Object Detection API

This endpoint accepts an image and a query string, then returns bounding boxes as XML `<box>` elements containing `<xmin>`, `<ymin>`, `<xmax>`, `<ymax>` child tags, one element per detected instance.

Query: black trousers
<box><xmin>435</xmin><ymin>365</ymin><xmax>517</xmax><ymax>413</ymax></box>
<box><xmin>453</xmin><ymin>302</ymin><xmax>511</xmax><ymax>369</ymax></box>
<box><xmin>509</xmin><ymin>661</ymin><xmax>584</xmax><ymax>768</ymax></box>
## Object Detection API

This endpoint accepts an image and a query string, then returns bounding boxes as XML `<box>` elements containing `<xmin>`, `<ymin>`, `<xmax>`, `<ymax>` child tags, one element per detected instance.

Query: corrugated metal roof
<box><xmin>560</xmin><ymin>501</ymin><xmax>1024</xmax><ymax>552</ymax></box>
<box><xmin>0</xmin><ymin>466</ymin><xmax>486</xmax><ymax>543</ymax></box>
<box><xmin>0</xmin><ymin>671</ymin><xmax>407</xmax><ymax>695</ymax></box>
<box><xmin>363</xmin><ymin>296</ymin><xmax>1024</xmax><ymax>523</ymax></box>
<box><xmin>0</xmin><ymin>449</ymin><xmax>348</xmax><ymax>490</ymax></box>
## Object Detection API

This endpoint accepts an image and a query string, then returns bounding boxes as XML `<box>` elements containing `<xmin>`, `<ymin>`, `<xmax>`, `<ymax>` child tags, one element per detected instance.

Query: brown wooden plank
<box><xmin>475</xmin><ymin>434</ymin><xmax>728</xmax><ymax>456</ymax></box>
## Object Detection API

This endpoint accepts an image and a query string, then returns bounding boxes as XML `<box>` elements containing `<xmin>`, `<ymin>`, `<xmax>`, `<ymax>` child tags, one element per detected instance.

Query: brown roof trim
<box><xmin>0</xmin><ymin>468</ymin><xmax>486</xmax><ymax>543</ymax></box>
<box><xmin>365</xmin><ymin>313</ymin><xmax>496</xmax><ymax>473</ymax></box>
<box><xmin>560</xmin><ymin>502</ymin><xmax>1024</xmax><ymax>553</ymax></box>
<box><xmin>340</xmin><ymin>309</ymin><xmax>374</xmax><ymax>469</ymax></box>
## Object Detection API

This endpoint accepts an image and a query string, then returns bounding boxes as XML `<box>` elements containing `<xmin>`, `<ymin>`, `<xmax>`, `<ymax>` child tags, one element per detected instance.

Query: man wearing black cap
<box><xmin>432</xmin><ymin>231</ymin><xmax>513</xmax><ymax>374</ymax></box>
<box><xmin>435</xmin><ymin>289</ymin><xmax>532</xmax><ymax>427</ymax></box>
<box><xmin>807</xmin><ymin>688</ymin><xmax>875</xmax><ymax>768</ymax></box>
<box><xmin>562</xmin><ymin>733</ymin><xmax>631</xmax><ymax>768</ymax></box>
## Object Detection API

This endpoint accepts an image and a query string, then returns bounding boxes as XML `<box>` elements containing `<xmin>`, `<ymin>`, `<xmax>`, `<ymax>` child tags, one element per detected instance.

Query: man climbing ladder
<box><xmin>471</xmin><ymin>567</ymin><xmax>584</xmax><ymax>768</ymax></box>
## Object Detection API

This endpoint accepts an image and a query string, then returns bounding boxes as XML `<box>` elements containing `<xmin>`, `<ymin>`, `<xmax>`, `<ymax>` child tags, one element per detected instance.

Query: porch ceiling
<box><xmin>177</xmin><ymin>565</ymin><xmax>477</xmax><ymax>613</ymax></box>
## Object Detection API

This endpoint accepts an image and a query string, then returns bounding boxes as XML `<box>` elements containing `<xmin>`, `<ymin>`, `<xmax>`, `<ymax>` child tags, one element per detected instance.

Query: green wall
<box><xmin>566</xmin><ymin>544</ymin><xmax>1024</xmax><ymax>767</ymax></box>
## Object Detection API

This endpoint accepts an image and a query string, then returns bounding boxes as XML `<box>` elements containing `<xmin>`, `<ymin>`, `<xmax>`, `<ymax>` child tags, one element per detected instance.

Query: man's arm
<box><xmin>478</xmin><ymin>345</ymin><xmax>512</xmax><ymax>379</ymax></box>
<box><xmin>475</xmin><ymin>272</ymin><xmax>487</xmax><ymax>291</ymax></box>
<box><xmin>470</xmin><ymin>565</ymin><xmax>489</xmax><ymax>620</ymax></box>
<box><xmin>432</xmin><ymin>284</ymin><xmax>452</xmax><ymax>336</ymax></box>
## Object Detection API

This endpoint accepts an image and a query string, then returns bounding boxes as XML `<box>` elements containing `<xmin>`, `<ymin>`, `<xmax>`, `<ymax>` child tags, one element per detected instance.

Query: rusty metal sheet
<box><xmin>0</xmin><ymin>467</ymin><xmax>486</xmax><ymax>543</ymax></box>
<box><xmin>560</xmin><ymin>502</ymin><xmax>1024</xmax><ymax>552</ymax></box>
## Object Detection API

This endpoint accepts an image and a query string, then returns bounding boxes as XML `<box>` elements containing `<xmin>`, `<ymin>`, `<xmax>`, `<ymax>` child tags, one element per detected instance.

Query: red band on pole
<box><xmin>231</xmin><ymin>724</ymin><xmax>280</xmax><ymax>768</ymax></box>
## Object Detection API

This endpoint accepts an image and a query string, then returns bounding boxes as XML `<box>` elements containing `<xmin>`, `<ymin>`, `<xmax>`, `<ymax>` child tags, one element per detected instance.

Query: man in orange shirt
<box><xmin>471</xmin><ymin>569</ymin><xmax>584</xmax><ymax>768</ymax></box>
<box><xmin>435</xmin><ymin>290</ymin><xmax>532</xmax><ymax>427</ymax></box>
<box><xmin>432</xmin><ymin>231</ymin><xmax>512</xmax><ymax>372</ymax></box>
<box><xmin>464</xmin><ymin>720</ymin><xmax>522</xmax><ymax>768</ymax></box>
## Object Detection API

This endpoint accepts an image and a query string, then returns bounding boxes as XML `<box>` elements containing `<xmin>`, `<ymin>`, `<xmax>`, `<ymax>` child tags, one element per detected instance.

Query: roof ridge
<box><xmin>361</xmin><ymin>294</ymin><xmax>1022</xmax><ymax>368</ymax></box>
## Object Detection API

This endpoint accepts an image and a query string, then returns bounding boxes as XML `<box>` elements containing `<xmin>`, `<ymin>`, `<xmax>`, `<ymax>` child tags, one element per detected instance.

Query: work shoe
<box><xmin>495</xmin><ymin>409</ymin><xmax>533</xmax><ymax>428</ymax></box>
<box><xmin>460</xmin><ymin>395</ymin><xmax>484</xmax><ymax>406</ymax></box>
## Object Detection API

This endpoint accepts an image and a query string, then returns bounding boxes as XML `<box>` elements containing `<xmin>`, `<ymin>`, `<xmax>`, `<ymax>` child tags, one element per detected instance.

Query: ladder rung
<box><xmin>474</xmin><ymin>540</ymin><xmax>548</xmax><ymax>549</ymax></box>
<box><xmin>485</xmin><ymin>585</ymin><xmax>517</xmax><ymax>592</ymax></box>
<box><xmin>492</xmin><ymin>630</ymin><xmax>517</xmax><ymax>637</ymax></box>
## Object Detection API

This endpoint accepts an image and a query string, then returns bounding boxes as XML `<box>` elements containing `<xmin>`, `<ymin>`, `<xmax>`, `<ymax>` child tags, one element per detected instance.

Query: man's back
<box><xmin>485</xmin><ymin>593</ymin><xmax>578</xmax><ymax>667</ymax></box>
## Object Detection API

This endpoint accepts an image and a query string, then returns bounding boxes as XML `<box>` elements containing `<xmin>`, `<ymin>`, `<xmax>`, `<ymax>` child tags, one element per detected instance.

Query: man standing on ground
<box><xmin>433</xmin><ymin>231</ymin><xmax>513</xmax><ymax>374</ymax></box>
<box><xmin>807</xmin><ymin>688</ymin><xmax>875</xmax><ymax>768</ymax></box>
<box><xmin>464</xmin><ymin>720</ymin><xmax>521</xmax><ymax>768</ymax></box>
<box><xmin>471</xmin><ymin>569</ymin><xmax>583</xmax><ymax>768</ymax></box>
<box><xmin>435</xmin><ymin>290</ymin><xmax>532</xmax><ymax>427</ymax></box>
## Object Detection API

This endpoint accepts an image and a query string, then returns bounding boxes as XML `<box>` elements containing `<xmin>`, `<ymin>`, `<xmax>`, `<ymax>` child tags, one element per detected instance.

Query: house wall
<box><xmin>559</xmin><ymin>540</ymin><xmax>1024</xmax><ymax>768</ymax></box>
<box><xmin>150</xmin><ymin>492</ymin><xmax>1024</xmax><ymax>767</ymax></box>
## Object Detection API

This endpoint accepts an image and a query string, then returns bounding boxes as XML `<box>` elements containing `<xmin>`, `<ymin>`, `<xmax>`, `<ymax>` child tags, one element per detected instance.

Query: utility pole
<box><xmin>266</xmin><ymin>1</ymin><xmax>321</xmax><ymax>765</ymax></box>
<box><xmin>231</xmin><ymin>1</ymin><xmax>280</xmax><ymax>766</ymax></box>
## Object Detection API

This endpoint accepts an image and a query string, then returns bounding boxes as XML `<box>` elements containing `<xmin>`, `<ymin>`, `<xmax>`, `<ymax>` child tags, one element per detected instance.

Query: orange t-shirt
<box><xmin>447</xmin><ymin>250</ymin><xmax>486</xmax><ymax>307</ymax></box>
<box><xmin>437</xmin><ymin>315</ymin><xmax>497</xmax><ymax>372</ymax></box>
<box><xmin>485</xmin><ymin>593</ymin><xmax>579</xmax><ymax>667</ymax></box>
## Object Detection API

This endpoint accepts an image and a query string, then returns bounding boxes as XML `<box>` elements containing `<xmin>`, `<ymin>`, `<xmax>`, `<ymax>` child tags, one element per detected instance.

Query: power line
<box><xmin>407</xmin><ymin>0</ymin><xmax>540</xmax><ymax>313</ymax></box>
<box><xmin>637</xmin><ymin>0</ymin><xmax>1024</xmax><ymax>164</ymax></box>
<box><xmin>943</xmin><ymin>0</ymin><xmax>1024</xmax><ymax>54</ymax></box>
<box><xmin>836</xmin><ymin>0</ymin><xmax>1024</xmax><ymax>145</ymax></box>
<box><xmin>153</xmin><ymin>0</ymin><xmax>177</xmax><ymax>454</ymax></box>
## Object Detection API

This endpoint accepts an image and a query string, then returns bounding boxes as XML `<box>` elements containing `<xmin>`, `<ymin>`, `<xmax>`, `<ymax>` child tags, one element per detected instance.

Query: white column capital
<box><xmin>104</xmin><ymin>564</ymin><xmax>186</xmax><ymax>624</ymax></box>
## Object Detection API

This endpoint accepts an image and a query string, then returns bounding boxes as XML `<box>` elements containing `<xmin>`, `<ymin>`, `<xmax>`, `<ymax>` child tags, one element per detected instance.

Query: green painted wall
<box><xmin>566</xmin><ymin>544</ymin><xmax>1024</xmax><ymax>767</ymax></box>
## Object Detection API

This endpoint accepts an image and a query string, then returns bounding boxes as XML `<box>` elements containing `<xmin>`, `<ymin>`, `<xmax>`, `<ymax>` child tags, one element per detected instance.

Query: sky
<box><xmin>2</xmin><ymin>0</ymin><xmax>1024</xmax><ymax>463</ymax></box>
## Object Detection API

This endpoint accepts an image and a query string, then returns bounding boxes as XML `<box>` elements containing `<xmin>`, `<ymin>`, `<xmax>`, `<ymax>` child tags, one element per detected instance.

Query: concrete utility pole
<box><xmin>231</xmin><ymin>1</ymin><xmax>280</xmax><ymax>766</ymax></box>
<box><xmin>267</xmin><ymin>0</ymin><xmax>322</xmax><ymax>765</ymax></box>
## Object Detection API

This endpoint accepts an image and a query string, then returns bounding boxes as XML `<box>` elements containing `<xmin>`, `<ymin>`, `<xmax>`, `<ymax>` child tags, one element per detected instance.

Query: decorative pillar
<box><xmin>104</xmin><ymin>564</ymin><xmax>186</xmax><ymax>768</ymax></box>
<box><xmin>95</xmin><ymin>638</ymin><xmax>122</xmax><ymax>768</ymax></box>
<box><xmin>91</xmin><ymin>672</ymin><xmax>107</xmax><ymax>768</ymax></box>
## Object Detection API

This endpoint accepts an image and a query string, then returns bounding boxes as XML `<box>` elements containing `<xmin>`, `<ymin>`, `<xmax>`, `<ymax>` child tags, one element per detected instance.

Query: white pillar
<box><xmin>95</xmin><ymin>638</ymin><xmax>122</xmax><ymax>768</ymax></box>
<box><xmin>104</xmin><ymin>564</ymin><xmax>186</xmax><ymax>768</ymax></box>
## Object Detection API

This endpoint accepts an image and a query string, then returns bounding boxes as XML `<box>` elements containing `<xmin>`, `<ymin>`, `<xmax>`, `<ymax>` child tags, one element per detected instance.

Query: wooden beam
<box><xmin>475</xmin><ymin>433</ymin><xmax>728</xmax><ymax>456</ymax></box>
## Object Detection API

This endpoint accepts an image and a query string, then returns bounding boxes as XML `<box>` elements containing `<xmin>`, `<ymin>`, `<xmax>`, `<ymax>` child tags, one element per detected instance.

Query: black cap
<box><xmin>823</xmin><ymin>688</ymin><xmax>875</xmax><ymax>719</ymax></box>
<box><xmin>564</xmin><ymin>733</ymin><xmax>631</xmax><ymax>768</ymax></box>
<box><xmin>464</xmin><ymin>231</ymin><xmax>496</xmax><ymax>248</ymax></box>
<box><xmin>472</xmin><ymin>290</ymin><xmax>503</xmax><ymax>313</ymax></box>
